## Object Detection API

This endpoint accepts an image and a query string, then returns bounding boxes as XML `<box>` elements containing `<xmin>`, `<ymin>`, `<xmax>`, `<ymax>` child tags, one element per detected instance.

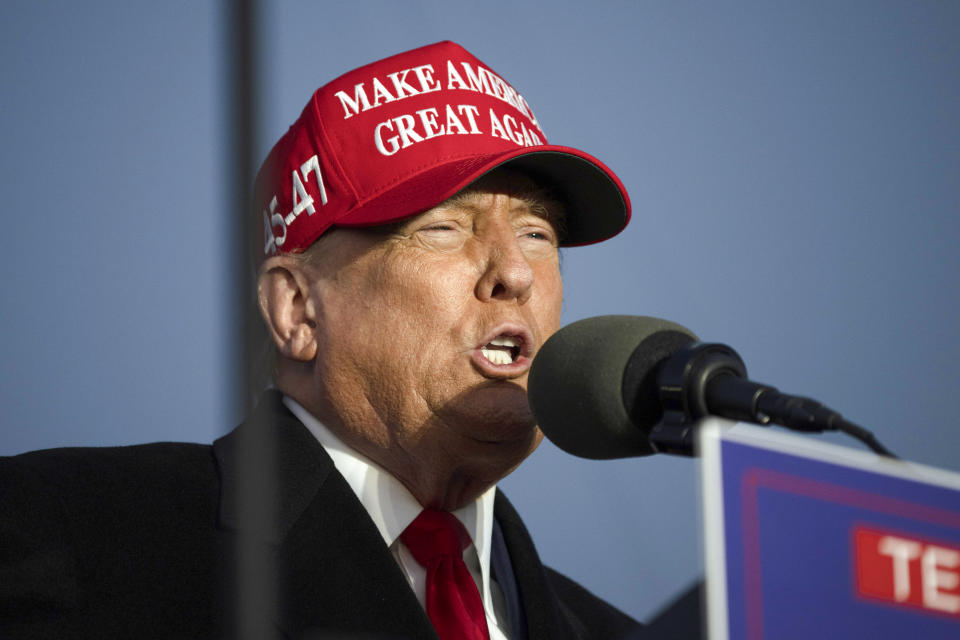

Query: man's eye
<box><xmin>522</xmin><ymin>229</ymin><xmax>557</xmax><ymax>244</ymax></box>
<box><xmin>416</xmin><ymin>221</ymin><xmax>464</xmax><ymax>233</ymax></box>
<box><xmin>412</xmin><ymin>223</ymin><xmax>467</xmax><ymax>250</ymax></box>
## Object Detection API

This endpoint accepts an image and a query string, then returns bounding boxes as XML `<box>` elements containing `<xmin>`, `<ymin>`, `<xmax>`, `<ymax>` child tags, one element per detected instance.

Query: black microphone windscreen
<box><xmin>528</xmin><ymin>315</ymin><xmax>697</xmax><ymax>459</ymax></box>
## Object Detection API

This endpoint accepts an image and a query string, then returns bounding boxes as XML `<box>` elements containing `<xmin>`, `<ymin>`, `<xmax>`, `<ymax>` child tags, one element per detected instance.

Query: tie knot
<box><xmin>400</xmin><ymin>509</ymin><xmax>471</xmax><ymax>566</ymax></box>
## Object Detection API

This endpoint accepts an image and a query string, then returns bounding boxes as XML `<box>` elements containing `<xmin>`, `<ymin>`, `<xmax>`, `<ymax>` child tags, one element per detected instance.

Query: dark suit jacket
<box><xmin>0</xmin><ymin>392</ymin><xmax>640</xmax><ymax>639</ymax></box>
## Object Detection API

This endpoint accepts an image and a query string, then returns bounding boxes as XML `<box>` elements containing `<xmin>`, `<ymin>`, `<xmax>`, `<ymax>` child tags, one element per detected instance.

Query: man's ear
<box><xmin>257</xmin><ymin>258</ymin><xmax>318</xmax><ymax>362</ymax></box>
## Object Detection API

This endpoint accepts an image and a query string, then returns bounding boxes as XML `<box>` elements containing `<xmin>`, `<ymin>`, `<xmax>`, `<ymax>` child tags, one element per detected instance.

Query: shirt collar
<box><xmin>282</xmin><ymin>395</ymin><xmax>497</xmax><ymax>595</ymax></box>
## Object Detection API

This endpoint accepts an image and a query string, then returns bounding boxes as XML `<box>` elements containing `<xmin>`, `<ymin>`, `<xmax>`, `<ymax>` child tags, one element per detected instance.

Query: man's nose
<box><xmin>474</xmin><ymin>228</ymin><xmax>535</xmax><ymax>304</ymax></box>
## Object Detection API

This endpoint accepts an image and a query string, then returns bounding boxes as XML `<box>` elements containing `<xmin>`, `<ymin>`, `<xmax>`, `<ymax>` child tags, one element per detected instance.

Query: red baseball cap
<box><xmin>254</xmin><ymin>40</ymin><xmax>631</xmax><ymax>258</ymax></box>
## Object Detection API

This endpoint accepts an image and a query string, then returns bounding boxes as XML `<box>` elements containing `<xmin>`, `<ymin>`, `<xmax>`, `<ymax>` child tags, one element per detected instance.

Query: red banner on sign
<box><xmin>855</xmin><ymin>526</ymin><xmax>960</xmax><ymax>618</ymax></box>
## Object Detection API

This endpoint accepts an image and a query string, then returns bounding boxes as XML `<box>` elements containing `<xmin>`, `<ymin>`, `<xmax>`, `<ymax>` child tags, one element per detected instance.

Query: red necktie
<box><xmin>400</xmin><ymin>509</ymin><xmax>491</xmax><ymax>640</ymax></box>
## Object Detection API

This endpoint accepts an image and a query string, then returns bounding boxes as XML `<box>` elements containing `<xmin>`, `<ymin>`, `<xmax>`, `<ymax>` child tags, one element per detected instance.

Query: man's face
<box><xmin>297</xmin><ymin>173</ymin><xmax>563</xmax><ymax>494</ymax></box>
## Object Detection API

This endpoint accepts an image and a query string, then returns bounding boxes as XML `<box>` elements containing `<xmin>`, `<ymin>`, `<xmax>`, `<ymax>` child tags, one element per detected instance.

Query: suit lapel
<box><xmin>494</xmin><ymin>491</ymin><xmax>580</xmax><ymax>640</ymax></box>
<box><xmin>214</xmin><ymin>392</ymin><xmax>437</xmax><ymax>639</ymax></box>
<box><xmin>491</xmin><ymin>517</ymin><xmax>528</xmax><ymax>639</ymax></box>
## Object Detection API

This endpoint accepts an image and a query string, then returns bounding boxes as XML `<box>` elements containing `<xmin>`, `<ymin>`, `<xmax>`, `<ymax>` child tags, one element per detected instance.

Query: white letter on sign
<box><xmin>922</xmin><ymin>545</ymin><xmax>960</xmax><ymax>613</ymax></box>
<box><xmin>878</xmin><ymin>536</ymin><xmax>922</xmax><ymax>602</ymax></box>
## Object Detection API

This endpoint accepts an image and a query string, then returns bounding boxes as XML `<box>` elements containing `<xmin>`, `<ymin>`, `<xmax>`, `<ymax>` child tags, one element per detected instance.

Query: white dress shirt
<box><xmin>283</xmin><ymin>396</ymin><xmax>510</xmax><ymax>640</ymax></box>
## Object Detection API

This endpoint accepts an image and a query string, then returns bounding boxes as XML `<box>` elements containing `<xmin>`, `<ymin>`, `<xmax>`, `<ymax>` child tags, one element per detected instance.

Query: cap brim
<box><xmin>333</xmin><ymin>145</ymin><xmax>631</xmax><ymax>247</ymax></box>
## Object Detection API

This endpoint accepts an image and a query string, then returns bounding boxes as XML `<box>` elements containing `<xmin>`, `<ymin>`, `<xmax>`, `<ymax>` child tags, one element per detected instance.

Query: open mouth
<box><xmin>472</xmin><ymin>327</ymin><xmax>533</xmax><ymax>376</ymax></box>
<box><xmin>480</xmin><ymin>336</ymin><xmax>523</xmax><ymax>366</ymax></box>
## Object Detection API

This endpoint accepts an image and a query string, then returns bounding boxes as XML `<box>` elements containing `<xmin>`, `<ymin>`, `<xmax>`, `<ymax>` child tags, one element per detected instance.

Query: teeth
<box><xmin>481</xmin><ymin>347</ymin><xmax>515</xmax><ymax>365</ymax></box>
<box><xmin>489</xmin><ymin>337</ymin><xmax>518</xmax><ymax>348</ymax></box>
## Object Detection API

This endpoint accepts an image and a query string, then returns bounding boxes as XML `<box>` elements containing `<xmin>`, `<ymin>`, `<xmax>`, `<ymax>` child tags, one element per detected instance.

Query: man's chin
<box><xmin>438</xmin><ymin>381</ymin><xmax>538</xmax><ymax>444</ymax></box>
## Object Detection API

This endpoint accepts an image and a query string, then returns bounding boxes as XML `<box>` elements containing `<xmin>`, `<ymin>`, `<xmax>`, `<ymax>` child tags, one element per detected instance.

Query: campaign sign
<box><xmin>698</xmin><ymin>419</ymin><xmax>960</xmax><ymax>640</ymax></box>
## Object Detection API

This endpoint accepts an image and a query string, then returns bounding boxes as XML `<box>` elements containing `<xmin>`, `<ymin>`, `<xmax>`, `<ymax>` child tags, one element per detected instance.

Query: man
<box><xmin>1</xmin><ymin>41</ymin><xmax>639</xmax><ymax>639</ymax></box>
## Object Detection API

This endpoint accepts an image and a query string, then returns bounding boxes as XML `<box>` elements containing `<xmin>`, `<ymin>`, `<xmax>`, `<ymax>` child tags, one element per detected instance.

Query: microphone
<box><xmin>527</xmin><ymin>315</ymin><xmax>895</xmax><ymax>459</ymax></box>
<box><xmin>528</xmin><ymin>315</ymin><xmax>696</xmax><ymax>459</ymax></box>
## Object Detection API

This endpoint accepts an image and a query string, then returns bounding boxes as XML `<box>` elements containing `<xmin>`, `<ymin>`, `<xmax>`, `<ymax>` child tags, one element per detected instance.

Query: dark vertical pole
<box><xmin>225</xmin><ymin>0</ymin><xmax>276</xmax><ymax>638</ymax></box>
<box><xmin>226</xmin><ymin>0</ymin><xmax>257</xmax><ymax>417</ymax></box>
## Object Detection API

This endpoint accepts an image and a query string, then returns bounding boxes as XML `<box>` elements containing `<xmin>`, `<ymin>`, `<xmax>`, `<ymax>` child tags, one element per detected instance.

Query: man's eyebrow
<box><xmin>358</xmin><ymin>214</ymin><xmax>441</xmax><ymax>235</ymax></box>
<box><xmin>516</xmin><ymin>198</ymin><xmax>567</xmax><ymax>239</ymax></box>
<box><xmin>362</xmin><ymin>188</ymin><xmax>567</xmax><ymax>240</ymax></box>
<box><xmin>446</xmin><ymin>190</ymin><xmax>567</xmax><ymax>236</ymax></box>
